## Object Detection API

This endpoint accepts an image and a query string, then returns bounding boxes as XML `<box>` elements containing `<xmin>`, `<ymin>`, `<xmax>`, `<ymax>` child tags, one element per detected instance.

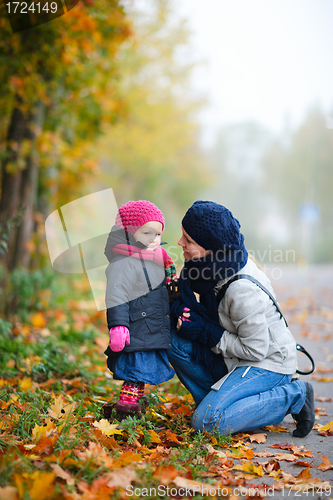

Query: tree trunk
<box><xmin>0</xmin><ymin>98</ymin><xmax>45</xmax><ymax>271</ymax></box>
<box><xmin>12</xmin><ymin>100</ymin><xmax>45</xmax><ymax>269</ymax></box>
<box><xmin>0</xmin><ymin>104</ymin><xmax>27</xmax><ymax>226</ymax></box>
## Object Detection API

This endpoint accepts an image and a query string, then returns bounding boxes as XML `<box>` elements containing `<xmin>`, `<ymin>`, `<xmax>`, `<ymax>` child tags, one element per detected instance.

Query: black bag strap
<box><xmin>216</xmin><ymin>273</ymin><xmax>315</xmax><ymax>375</ymax></box>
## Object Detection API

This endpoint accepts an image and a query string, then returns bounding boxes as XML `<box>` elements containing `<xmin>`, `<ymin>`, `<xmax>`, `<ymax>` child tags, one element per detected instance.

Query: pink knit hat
<box><xmin>115</xmin><ymin>200</ymin><xmax>165</xmax><ymax>234</ymax></box>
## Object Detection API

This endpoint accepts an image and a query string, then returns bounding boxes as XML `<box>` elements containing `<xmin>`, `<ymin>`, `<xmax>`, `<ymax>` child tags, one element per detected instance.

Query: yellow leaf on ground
<box><xmin>316</xmin><ymin>421</ymin><xmax>333</xmax><ymax>436</ymax></box>
<box><xmin>31</xmin><ymin>312</ymin><xmax>46</xmax><ymax>328</ymax></box>
<box><xmin>233</xmin><ymin>461</ymin><xmax>265</xmax><ymax>476</ymax></box>
<box><xmin>48</xmin><ymin>394</ymin><xmax>76</xmax><ymax>420</ymax></box>
<box><xmin>92</xmin><ymin>419</ymin><xmax>123</xmax><ymax>436</ymax></box>
<box><xmin>31</xmin><ymin>420</ymin><xmax>57</xmax><ymax>441</ymax></box>
<box><xmin>29</xmin><ymin>472</ymin><xmax>55</xmax><ymax>500</ymax></box>
<box><xmin>148</xmin><ymin>430</ymin><xmax>161</xmax><ymax>444</ymax></box>
<box><xmin>19</xmin><ymin>377</ymin><xmax>33</xmax><ymax>392</ymax></box>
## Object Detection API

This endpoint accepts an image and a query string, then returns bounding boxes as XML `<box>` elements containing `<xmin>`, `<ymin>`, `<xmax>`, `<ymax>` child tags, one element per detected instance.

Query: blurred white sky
<box><xmin>178</xmin><ymin>0</ymin><xmax>333</xmax><ymax>145</ymax></box>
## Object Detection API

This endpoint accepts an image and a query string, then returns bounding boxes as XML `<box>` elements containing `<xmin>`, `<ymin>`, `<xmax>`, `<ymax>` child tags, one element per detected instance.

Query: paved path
<box><xmin>250</xmin><ymin>264</ymin><xmax>333</xmax><ymax>498</ymax></box>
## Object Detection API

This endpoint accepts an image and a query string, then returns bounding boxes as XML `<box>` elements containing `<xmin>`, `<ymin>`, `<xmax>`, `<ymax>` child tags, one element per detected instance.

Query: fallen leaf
<box><xmin>249</xmin><ymin>433</ymin><xmax>267</xmax><ymax>443</ymax></box>
<box><xmin>153</xmin><ymin>464</ymin><xmax>179</xmax><ymax>484</ymax></box>
<box><xmin>317</xmin><ymin>454</ymin><xmax>333</xmax><ymax>471</ymax></box>
<box><xmin>316</xmin><ymin>421</ymin><xmax>333</xmax><ymax>436</ymax></box>
<box><xmin>48</xmin><ymin>394</ymin><xmax>76</xmax><ymax>421</ymax></box>
<box><xmin>51</xmin><ymin>464</ymin><xmax>75</xmax><ymax>486</ymax></box>
<box><xmin>263</xmin><ymin>424</ymin><xmax>287</xmax><ymax>432</ymax></box>
<box><xmin>163</xmin><ymin>429</ymin><xmax>182</xmax><ymax>444</ymax></box>
<box><xmin>232</xmin><ymin>461</ymin><xmax>264</xmax><ymax>476</ymax></box>
<box><xmin>19</xmin><ymin>377</ymin><xmax>33</xmax><ymax>392</ymax></box>
<box><xmin>112</xmin><ymin>452</ymin><xmax>142</xmax><ymax>467</ymax></box>
<box><xmin>92</xmin><ymin>419</ymin><xmax>123</xmax><ymax>437</ymax></box>
<box><xmin>31</xmin><ymin>420</ymin><xmax>57</xmax><ymax>441</ymax></box>
<box><xmin>105</xmin><ymin>465</ymin><xmax>137</xmax><ymax>488</ymax></box>
<box><xmin>31</xmin><ymin>312</ymin><xmax>46</xmax><ymax>328</ymax></box>
<box><xmin>147</xmin><ymin>429</ymin><xmax>161</xmax><ymax>443</ymax></box>
<box><xmin>173</xmin><ymin>476</ymin><xmax>223</xmax><ymax>496</ymax></box>
<box><xmin>173</xmin><ymin>404</ymin><xmax>193</xmax><ymax>416</ymax></box>
<box><xmin>205</xmin><ymin>444</ymin><xmax>227</xmax><ymax>459</ymax></box>
<box><xmin>0</xmin><ymin>486</ymin><xmax>18</xmax><ymax>500</ymax></box>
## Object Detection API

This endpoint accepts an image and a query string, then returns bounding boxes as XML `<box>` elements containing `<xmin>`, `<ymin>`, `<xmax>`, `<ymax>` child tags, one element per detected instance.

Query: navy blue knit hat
<box><xmin>182</xmin><ymin>200</ymin><xmax>245</xmax><ymax>253</ymax></box>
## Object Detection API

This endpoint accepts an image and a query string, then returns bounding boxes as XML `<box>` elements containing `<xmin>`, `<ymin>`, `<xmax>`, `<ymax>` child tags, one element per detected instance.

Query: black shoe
<box><xmin>292</xmin><ymin>382</ymin><xmax>315</xmax><ymax>438</ymax></box>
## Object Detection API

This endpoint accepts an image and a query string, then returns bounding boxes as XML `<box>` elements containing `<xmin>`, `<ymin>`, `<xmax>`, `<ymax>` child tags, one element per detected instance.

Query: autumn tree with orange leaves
<box><xmin>0</xmin><ymin>0</ymin><xmax>131</xmax><ymax>270</ymax></box>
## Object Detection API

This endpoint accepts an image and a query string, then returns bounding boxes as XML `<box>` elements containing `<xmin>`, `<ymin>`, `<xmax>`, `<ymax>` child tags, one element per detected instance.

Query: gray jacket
<box><xmin>211</xmin><ymin>258</ymin><xmax>297</xmax><ymax>389</ymax></box>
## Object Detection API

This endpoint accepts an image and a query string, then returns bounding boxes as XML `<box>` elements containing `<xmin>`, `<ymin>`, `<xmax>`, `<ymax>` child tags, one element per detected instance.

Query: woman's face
<box><xmin>178</xmin><ymin>226</ymin><xmax>210</xmax><ymax>260</ymax></box>
<box><xmin>133</xmin><ymin>221</ymin><xmax>163</xmax><ymax>250</ymax></box>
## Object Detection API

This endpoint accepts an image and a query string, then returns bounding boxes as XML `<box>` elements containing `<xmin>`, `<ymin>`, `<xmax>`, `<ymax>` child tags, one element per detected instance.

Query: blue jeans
<box><xmin>167</xmin><ymin>330</ymin><xmax>307</xmax><ymax>435</ymax></box>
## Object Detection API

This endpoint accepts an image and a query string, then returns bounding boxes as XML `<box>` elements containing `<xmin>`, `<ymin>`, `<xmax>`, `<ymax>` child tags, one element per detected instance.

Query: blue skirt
<box><xmin>107</xmin><ymin>349</ymin><xmax>175</xmax><ymax>385</ymax></box>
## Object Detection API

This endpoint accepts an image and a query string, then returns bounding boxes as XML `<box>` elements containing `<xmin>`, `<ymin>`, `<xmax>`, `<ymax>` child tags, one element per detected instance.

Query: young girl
<box><xmin>168</xmin><ymin>200</ymin><xmax>315</xmax><ymax>438</ymax></box>
<box><xmin>104</xmin><ymin>200</ymin><xmax>176</xmax><ymax>417</ymax></box>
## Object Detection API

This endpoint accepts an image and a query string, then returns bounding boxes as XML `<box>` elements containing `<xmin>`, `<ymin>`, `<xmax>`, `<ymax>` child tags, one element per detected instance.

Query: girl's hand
<box><xmin>109</xmin><ymin>326</ymin><xmax>130</xmax><ymax>351</ymax></box>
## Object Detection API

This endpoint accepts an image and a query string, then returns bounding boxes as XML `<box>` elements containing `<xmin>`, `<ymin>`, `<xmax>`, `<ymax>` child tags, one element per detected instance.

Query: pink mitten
<box><xmin>182</xmin><ymin>307</ymin><xmax>191</xmax><ymax>322</ymax></box>
<box><xmin>109</xmin><ymin>326</ymin><xmax>130</xmax><ymax>352</ymax></box>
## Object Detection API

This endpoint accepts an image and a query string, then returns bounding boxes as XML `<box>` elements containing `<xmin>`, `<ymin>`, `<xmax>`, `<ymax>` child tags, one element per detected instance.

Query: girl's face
<box><xmin>133</xmin><ymin>221</ymin><xmax>163</xmax><ymax>250</ymax></box>
<box><xmin>178</xmin><ymin>226</ymin><xmax>211</xmax><ymax>260</ymax></box>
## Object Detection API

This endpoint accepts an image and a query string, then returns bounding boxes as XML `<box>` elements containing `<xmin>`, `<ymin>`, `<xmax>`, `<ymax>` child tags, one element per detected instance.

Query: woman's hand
<box><xmin>176</xmin><ymin>307</ymin><xmax>191</xmax><ymax>331</ymax></box>
<box><xmin>177</xmin><ymin>311</ymin><xmax>225</xmax><ymax>348</ymax></box>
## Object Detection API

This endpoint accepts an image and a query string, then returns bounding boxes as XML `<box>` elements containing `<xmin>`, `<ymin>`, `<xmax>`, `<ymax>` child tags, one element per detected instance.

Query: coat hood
<box><xmin>104</xmin><ymin>225</ymin><xmax>146</xmax><ymax>263</ymax></box>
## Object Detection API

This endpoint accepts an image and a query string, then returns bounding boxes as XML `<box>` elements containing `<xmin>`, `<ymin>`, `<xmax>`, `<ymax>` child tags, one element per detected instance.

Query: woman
<box><xmin>168</xmin><ymin>200</ymin><xmax>315</xmax><ymax>438</ymax></box>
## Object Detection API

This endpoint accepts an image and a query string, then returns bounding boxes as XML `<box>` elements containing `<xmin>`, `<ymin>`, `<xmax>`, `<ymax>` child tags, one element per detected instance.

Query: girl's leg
<box><xmin>192</xmin><ymin>366</ymin><xmax>307</xmax><ymax>435</ymax></box>
<box><xmin>167</xmin><ymin>330</ymin><xmax>227</xmax><ymax>406</ymax></box>
<box><xmin>116</xmin><ymin>380</ymin><xmax>145</xmax><ymax>414</ymax></box>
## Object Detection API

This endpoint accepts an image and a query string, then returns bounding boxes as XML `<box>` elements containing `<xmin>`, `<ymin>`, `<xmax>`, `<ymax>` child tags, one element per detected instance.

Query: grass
<box><xmin>0</xmin><ymin>267</ymin><xmax>236</xmax><ymax>499</ymax></box>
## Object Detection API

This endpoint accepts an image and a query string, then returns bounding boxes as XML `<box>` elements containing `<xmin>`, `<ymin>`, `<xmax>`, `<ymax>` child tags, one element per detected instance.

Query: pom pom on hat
<box><xmin>115</xmin><ymin>200</ymin><xmax>165</xmax><ymax>235</ymax></box>
<box><xmin>182</xmin><ymin>200</ymin><xmax>244</xmax><ymax>253</ymax></box>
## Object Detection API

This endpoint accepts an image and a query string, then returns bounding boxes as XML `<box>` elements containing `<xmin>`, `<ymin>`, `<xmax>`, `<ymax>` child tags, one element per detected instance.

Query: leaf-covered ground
<box><xmin>0</xmin><ymin>268</ymin><xmax>333</xmax><ymax>499</ymax></box>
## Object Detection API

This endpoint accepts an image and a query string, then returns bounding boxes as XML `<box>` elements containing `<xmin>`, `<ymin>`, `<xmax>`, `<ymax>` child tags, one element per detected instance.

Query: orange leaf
<box><xmin>249</xmin><ymin>433</ymin><xmax>267</xmax><ymax>444</ymax></box>
<box><xmin>105</xmin><ymin>465</ymin><xmax>138</xmax><ymax>489</ymax></box>
<box><xmin>33</xmin><ymin>436</ymin><xmax>58</xmax><ymax>456</ymax></box>
<box><xmin>112</xmin><ymin>452</ymin><xmax>142</xmax><ymax>468</ymax></box>
<box><xmin>51</xmin><ymin>464</ymin><xmax>75</xmax><ymax>486</ymax></box>
<box><xmin>173</xmin><ymin>404</ymin><xmax>193</xmax><ymax>416</ymax></box>
<box><xmin>264</xmin><ymin>424</ymin><xmax>287</xmax><ymax>433</ymax></box>
<box><xmin>317</xmin><ymin>454</ymin><xmax>333</xmax><ymax>471</ymax></box>
<box><xmin>153</xmin><ymin>464</ymin><xmax>179</xmax><ymax>484</ymax></box>
<box><xmin>27</xmin><ymin>471</ymin><xmax>55</xmax><ymax>500</ymax></box>
<box><xmin>163</xmin><ymin>429</ymin><xmax>182</xmax><ymax>444</ymax></box>
<box><xmin>0</xmin><ymin>486</ymin><xmax>18</xmax><ymax>500</ymax></box>
<box><xmin>31</xmin><ymin>312</ymin><xmax>46</xmax><ymax>328</ymax></box>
